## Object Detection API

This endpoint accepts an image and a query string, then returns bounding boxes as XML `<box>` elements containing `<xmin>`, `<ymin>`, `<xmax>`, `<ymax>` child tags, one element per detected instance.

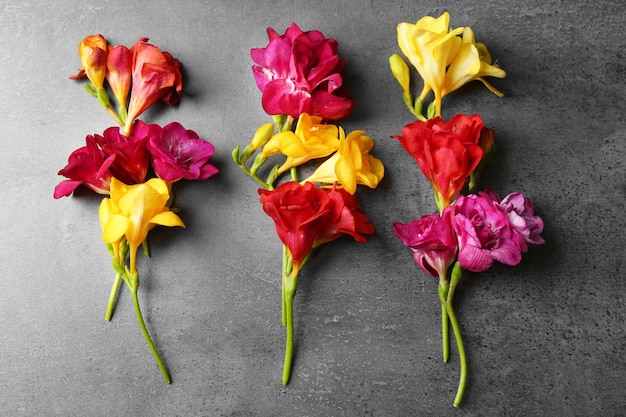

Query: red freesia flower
<box><xmin>94</xmin><ymin>122</ymin><xmax>153</xmax><ymax>185</ymax></box>
<box><xmin>54</xmin><ymin>135</ymin><xmax>115</xmax><ymax>198</ymax></box>
<box><xmin>124</xmin><ymin>38</ymin><xmax>183</xmax><ymax>134</ymax></box>
<box><xmin>393</xmin><ymin>207</ymin><xmax>458</xmax><ymax>278</ymax></box>
<box><xmin>313</xmin><ymin>187</ymin><xmax>374</xmax><ymax>248</ymax></box>
<box><xmin>251</xmin><ymin>22</ymin><xmax>354</xmax><ymax>120</ymax></box>
<box><xmin>146</xmin><ymin>121</ymin><xmax>219</xmax><ymax>182</ymax></box>
<box><xmin>451</xmin><ymin>192</ymin><xmax>522</xmax><ymax>272</ymax></box>
<box><xmin>258</xmin><ymin>182</ymin><xmax>372</xmax><ymax>271</ymax></box>
<box><xmin>393</xmin><ymin>114</ymin><xmax>487</xmax><ymax>209</ymax></box>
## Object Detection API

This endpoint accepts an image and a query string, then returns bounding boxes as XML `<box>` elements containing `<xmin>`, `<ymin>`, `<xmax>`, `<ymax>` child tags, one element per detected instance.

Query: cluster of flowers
<box><xmin>233</xmin><ymin>23</ymin><xmax>384</xmax><ymax>385</ymax></box>
<box><xmin>54</xmin><ymin>35</ymin><xmax>218</xmax><ymax>383</ymax></box>
<box><xmin>389</xmin><ymin>13</ymin><xmax>544</xmax><ymax>406</ymax></box>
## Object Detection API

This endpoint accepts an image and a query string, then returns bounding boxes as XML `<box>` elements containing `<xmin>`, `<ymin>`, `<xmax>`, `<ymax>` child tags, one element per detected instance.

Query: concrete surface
<box><xmin>1</xmin><ymin>0</ymin><xmax>625</xmax><ymax>416</ymax></box>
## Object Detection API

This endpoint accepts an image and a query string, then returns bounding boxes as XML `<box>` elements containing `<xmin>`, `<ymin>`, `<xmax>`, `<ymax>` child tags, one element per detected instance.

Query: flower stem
<box><xmin>438</xmin><ymin>278</ymin><xmax>450</xmax><ymax>362</ymax></box>
<box><xmin>446</xmin><ymin>298</ymin><xmax>467</xmax><ymax>407</ymax></box>
<box><xmin>130</xmin><ymin>285</ymin><xmax>171</xmax><ymax>384</ymax></box>
<box><xmin>282</xmin><ymin>270</ymin><xmax>298</xmax><ymax>385</ymax></box>
<box><xmin>446</xmin><ymin>262</ymin><xmax>466</xmax><ymax>407</ymax></box>
<box><xmin>105</xmin><ymin>272</ymin><xmax>122</xmax><ymax>321</ymax></box>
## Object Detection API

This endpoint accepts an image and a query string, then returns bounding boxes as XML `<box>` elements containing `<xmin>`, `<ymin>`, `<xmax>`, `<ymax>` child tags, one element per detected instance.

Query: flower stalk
<box><xmin>439</xmin><ymin>261</ymin><xmax>466</xmax><ymax>407</ymax></box>
<box><xmin>128</xmin><ymin>274</ymin><xmax>171</xmax><ymax>384</ymax></box>
<box><xmin>282</xmin><ymin>265</ymin><xmax>299</xmax><ymax>385</ymax></box>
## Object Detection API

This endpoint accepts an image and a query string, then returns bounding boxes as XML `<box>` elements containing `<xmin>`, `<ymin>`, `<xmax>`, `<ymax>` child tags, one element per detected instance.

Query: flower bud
<box><xmin>251</xmin><ymin>122</ymin><xmax>276</xmax><ymax>150</ymax></box>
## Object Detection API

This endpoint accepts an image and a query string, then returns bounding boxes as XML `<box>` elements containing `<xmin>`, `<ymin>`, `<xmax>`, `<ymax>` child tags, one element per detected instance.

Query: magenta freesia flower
<box><xmin>54</xmin><ymin>135</ymin><xmax>115</xmax><ymax>198</ymax></box>
<box><xmin>146</xmin><ymin>121</ymin><xmax>219</xmax><ymax>182</ymax></box>
<box><xmin>451</xmin><ymin>192</ymin><xmax>522</xmax><ymax>272</ymax></box>
<box><xmin>251</xmin><ymin>22</ymin><xmax>354</xmax><ymax>120</ymax></box>
<box><xmin>487</xmin><ymin>189</ymin><xmax>545</xmax><ymax>252</ymax></box>
<box><xmin>393</xmin><ymin>207</ymin><xmax>458</xmax><ymax>278</ymax></box>
<box><xmin>94</xmin><ymin>123</ymin><xmax>152</xmax><ymax>185</ymax></box>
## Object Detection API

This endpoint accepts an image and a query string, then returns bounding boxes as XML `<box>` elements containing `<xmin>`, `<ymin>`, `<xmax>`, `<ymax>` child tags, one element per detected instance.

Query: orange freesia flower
<box><xmin>99</xmin><ymin>177</ymin><xmax>185</xmax><ymax>274</ymax></box>
<box><xmin>262</xmin><ymin>113</ymin><xmax>340</xmax><ymax>174</ymax></box>
<box><xmin>69</xmin><ymin>34</ymin><xmax>108</xmax><ymax>90</ymax></box>
<box><xmin>124</xmin><ymin>38</ymin><xmax>183</xmax><ymax>134</ymax></box>
<box><xmin>106</xmin><ymin>44</ymin><xmax>133</xmax><ymax>117</ymax></box>
<box><xmin>304</xmin><ymin>128</ymin><xmax>384</xmax><ymax>194</ymax></box>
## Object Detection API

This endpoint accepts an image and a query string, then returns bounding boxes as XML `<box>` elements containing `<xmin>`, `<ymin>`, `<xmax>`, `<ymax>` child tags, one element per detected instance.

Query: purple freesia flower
<box><xmin>451</xmin><ymin>192</ymin><xmax>522</xmax><ymax>272</ymax></box>
<box><xmin>492</xmin><ymin>190</ymin><xmax>545</xmax><ymax>252</ymax></box>
<box><xmin>393</xmin><ymin>207</ymin><xmax>458</xmax><ymax>278</ymax></box>
<box><xmin>146</xmin><ymin>121</ymin><xmax>218</xmax><ymax>182</ymax></box>
<box><xmin>54</xmin><ymin>134</ymin><xmax>115</xmax><ymax>198</ymax></box>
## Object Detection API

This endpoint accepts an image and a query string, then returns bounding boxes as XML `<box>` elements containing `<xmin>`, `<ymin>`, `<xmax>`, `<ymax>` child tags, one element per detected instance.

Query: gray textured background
<box><xmin>2</xmin><ymin>0</ymin><xmax>625</xmax><ymax>416</ymax></box>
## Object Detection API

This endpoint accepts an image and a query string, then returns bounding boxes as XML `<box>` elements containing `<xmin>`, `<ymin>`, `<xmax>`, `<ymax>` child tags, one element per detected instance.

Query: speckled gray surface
<box><xmin>2</xmin><ymin>0</ymin><xmax>625</xmax><ymax>416</ymax></box>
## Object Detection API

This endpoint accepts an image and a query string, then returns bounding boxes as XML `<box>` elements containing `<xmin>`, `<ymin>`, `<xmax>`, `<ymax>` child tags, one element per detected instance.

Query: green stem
<box><xmin>130</xmin><ymin>284</ymin><xmax>171</xmax><ymax>384</ymax></box>
<box><xmin>282</xmin><ymin>271</ymin><xmax>298</xmax><ymax>385</ymax></box>
<box><xmin>105</xmin><ymin>273</ymin><xmax>122</xmax><ymax>321</ymax></box>
<box><xmin>437</xmin><ymin>279</ymin><xmax>449</xmax><ymax>363</ymax></box>
<box><xmin>446</xmin><ymin>298</ymin><xmax>467</xmax><ymax>407</ymax></box>
<box><xmin>446</xmin><ymin>262</ymin><xmax>466</xmax><ymax>407</ymax></box>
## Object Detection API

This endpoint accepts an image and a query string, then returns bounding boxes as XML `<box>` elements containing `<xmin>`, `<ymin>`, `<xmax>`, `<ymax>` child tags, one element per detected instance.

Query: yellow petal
<box><xmin>150</xmin><ymin>211</ymin><xmax>185</xmax><ymax>228</ymax></box>
<box><xmin>102</xmin><ymin>214</ymin><xmax>129</xmax><ymax>243</ymax></box>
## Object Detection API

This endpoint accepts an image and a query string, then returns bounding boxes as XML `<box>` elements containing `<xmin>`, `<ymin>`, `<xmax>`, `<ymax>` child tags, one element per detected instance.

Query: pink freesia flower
<box><xmin>451</xmin><ymin>193</ymin><xmax>522</xmax><ymax>272</ymax></box>
<box><xmin>146</xmin><ymin>121</ymin><xmax>219</xmax><ymax>182</ymax></box>
<box><xmin>251</xmin><ymin>22</ymin><xmax>354</xmax><ymax>120</ymax></box>
<box><xmin>393</xmin><ymin>207</ymin><xmax>458</xmax><ymax>278</ymax></box>
<box><xmin>94</xmin><ymin>123</ymin><xmax>153</xmax><ymax>185</ymax></box>
<box><xmin>124</xmin><ymin>38</ymin><xmax>183</xmax><ymax>134</ymax></box>
<box><xmin>54</xmin><ymin>135</ymin><xmax>115</xmax><ymax>198</ymax></box>
<box><xmin>486</xmin><ymin>189</ymin><xmax>545</xmax><ymax>252</ymax></box>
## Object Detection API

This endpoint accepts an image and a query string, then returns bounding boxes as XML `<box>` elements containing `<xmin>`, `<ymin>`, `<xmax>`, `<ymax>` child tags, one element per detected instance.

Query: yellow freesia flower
<box><xmin>99</xmin><ymin>177</ymin><xmax>185</xmax><ymax>274</ymax></box>
<box><xmin>304</xmin><ymin>128</ymin><xmax>384</xmax><ymax>194</ymax></box>
<box><xmin>442</xmin><ymin>27</ymin><xmax>507</xmax><ymax>97</ymax></box>
<box><xmin>397</xmin><ymin>12</ymin><xmax>464</xmax><ymax>116</ymax></box>
<box><xmin>262</xmin><ymin>113</ymin><xmax>340</xmax><ymax>174</ymax></box>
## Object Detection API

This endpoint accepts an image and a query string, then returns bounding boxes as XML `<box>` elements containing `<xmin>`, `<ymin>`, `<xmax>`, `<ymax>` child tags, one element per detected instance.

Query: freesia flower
<box><xmin>106</xmin><ymin>44</ymin><xmax>133</xmax><ymax>117</ymax></box>
<box><xmin>304</xmin><ymin>128</ymin><xmax>385</xmax><ymax>194</ymax></box>
<box><xmin>251</xmin><ymin>22</ymin><xmax>354</xmax><ymax>120</ymax></box>
<box><xmin>93</xmin><ymin>123</ymin><xmax>152</xmax><ymax>185</ymax></box>
<box><xmin>54</xmin><ymin>135</ymin><xmax>115</xmax><ymax>198</ymax></box>
<box><xmin>258</xmin><ymin>181</ymin><xmax>372</xmax><ymax>273</ymax></box>
<box><xmin>312</xmin><ymin>186</ymin><xmax>374</xmax><ymax>248</ymax></box>
<box><xmin>451</xmin><ymin>192</ymin><xmax>522</xmax><ymax>272</ymax></box>
<box><xmin>100</xmin><ymin>177</ymin><xmax>185</xmax><ymax>274</ymax></box>
<box><xmin>69</xmin><ymin>34</ymin><xmax>108</xmax><ymax>90</ymax></box>
<box><xmin>262</xmin><ymin>113</ymin><xmax>340</xmax><ymax>174</ymax></box>
<box><xmin>393</xmin><ymin>207</ymin><xmax>457</xmax><ymax>279</ymax></box>
<box><xmin>397</xmin><ymin>13</ymin><xmax>464</xmax><ymax>116</ymax></box>
<box><xmin>258</xmin><ymin>181</ymin><xmax>374</xmax><ymax>386</ymax></box>
<box><xmin>393</xmin><ymin>114</ymin><xmax>486</xmax><ymax>211</ymax></box>
<box><xmin>147</xmin><ymin>121</ymin><xmax>219</xmax><ymax>182</ymax></box>
<box><xmin>442</xmin><ymin>27</ymin><xmax>506</xmax><ymax>98</ymax></box>
<box><xmin>124</xmin><ymin>38</ymin><xmax>183</xmax><ymax>134</ymax></box>
<box><xmin>486</xmin><ymin>189</ymin><xmax>545</xmax><ymax>252</ymax></box>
